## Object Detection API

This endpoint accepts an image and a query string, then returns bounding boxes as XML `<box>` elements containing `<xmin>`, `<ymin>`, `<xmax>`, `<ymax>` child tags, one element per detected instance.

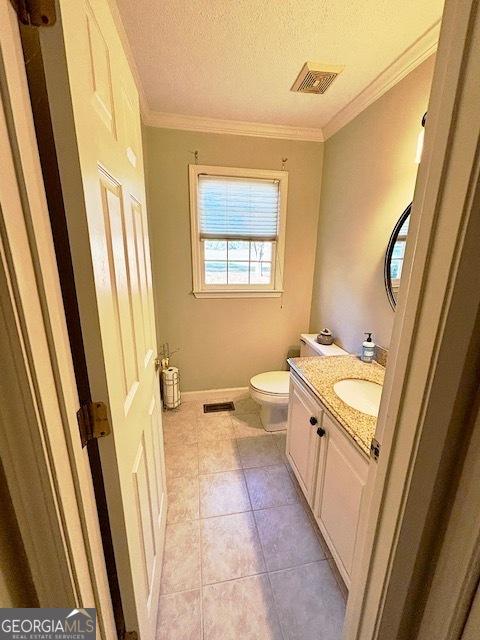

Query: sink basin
<box><xmin>333</xmin><ymin>379</ymin><xmax>383</xmax><ymax>417</ymax></box>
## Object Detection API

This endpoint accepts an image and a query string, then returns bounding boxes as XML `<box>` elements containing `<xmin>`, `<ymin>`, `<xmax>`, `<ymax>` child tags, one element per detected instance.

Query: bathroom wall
<box><xmin>0</xmin><ymin>460</ymin><xmax>37</xmax><ymax>607</ymax></box>
<box><xmin>309</xmin><ymin>55</ymin><xmax>436</xmax><ymax>354</ymax></box>
<box><xmin>144</xmin><ymin>129</ymin><xmax>323</xmax><ymax>390</ymax></box>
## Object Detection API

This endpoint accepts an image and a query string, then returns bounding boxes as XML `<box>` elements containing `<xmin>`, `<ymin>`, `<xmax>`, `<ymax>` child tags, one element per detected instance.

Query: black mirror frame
<box><xmin>384</xmin><ymin>202</ymin><xmax>412</xmax><ymax>310</ymax></box>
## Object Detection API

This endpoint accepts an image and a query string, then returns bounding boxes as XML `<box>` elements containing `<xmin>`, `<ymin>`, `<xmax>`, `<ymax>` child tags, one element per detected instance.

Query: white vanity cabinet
<box><xmin>287</xmin><ymin>371</ymin><xmax>369</xmax><ymax>588</ymax></box>
<box><xmin>313</xmin><ymin>412</ymin><xmax>369</xmax><ymax>586</ymax></box>
<box><xmin>286</xmin><ymin>373</ymin><xmax>324</xmax><ymax>505</ymax></box>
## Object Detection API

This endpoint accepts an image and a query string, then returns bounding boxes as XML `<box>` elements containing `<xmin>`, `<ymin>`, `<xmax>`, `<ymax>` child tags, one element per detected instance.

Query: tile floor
<box><xmin>157</xmin><ymin>393</ymin><xmax>346</xmax><ymax>640</ymax></box>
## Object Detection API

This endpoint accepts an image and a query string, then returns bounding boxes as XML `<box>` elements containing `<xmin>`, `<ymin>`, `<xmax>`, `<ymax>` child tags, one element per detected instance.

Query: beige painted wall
<box><xmin>144</xmin><ymin>129</ymin><xmax>323</xmax><ymax>390</ymax></box>
<box><xmin>0</xmin><ymin>460</ymin><xmax>37</xmax><ymax>607</ymax></box>
<box><xmin>310</xmin><ymin>55</ymin><xmax>436</xmax><ymax>354</ymax></box>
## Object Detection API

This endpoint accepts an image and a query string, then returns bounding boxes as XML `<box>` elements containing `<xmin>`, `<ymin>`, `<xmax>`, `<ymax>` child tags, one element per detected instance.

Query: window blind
<box><xmin>198</xmin><ymin>175</ymin><xmax>280</xmax><ymax>241</ymax></box>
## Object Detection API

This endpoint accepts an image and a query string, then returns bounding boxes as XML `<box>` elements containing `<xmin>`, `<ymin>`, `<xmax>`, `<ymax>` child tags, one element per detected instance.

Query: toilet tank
<box><xmin>299</xmin><ymin>334</ymin><xmax>348</xmax><ymax>358</ymax></box>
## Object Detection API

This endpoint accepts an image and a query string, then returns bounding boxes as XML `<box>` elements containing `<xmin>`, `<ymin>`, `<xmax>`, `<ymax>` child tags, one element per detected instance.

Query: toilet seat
<box><xmin>250</xmin><ymin>371</ymin><xmax>290</xmax><ymax>397</ymax></box>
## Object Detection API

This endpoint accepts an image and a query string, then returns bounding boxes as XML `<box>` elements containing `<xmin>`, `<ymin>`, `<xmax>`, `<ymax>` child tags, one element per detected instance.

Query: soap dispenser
<box><xmin>361</xmin><ymin>333</ymin><xmax>375</xmax><ymax>363</ymax></box>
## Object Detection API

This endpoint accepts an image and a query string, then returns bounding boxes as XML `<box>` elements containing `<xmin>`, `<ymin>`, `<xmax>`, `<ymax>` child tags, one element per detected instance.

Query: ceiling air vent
<box><xmin>291</xmin><ymin>62</ymin><xmax>344</xmax><ymax>94</ymax></box>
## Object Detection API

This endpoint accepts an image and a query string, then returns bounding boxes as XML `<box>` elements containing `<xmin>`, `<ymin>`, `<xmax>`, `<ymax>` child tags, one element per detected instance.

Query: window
<box><xmin>189</xmin><ymin>165</ymin><xmax>288</xmax><ymax>298</ymax></box>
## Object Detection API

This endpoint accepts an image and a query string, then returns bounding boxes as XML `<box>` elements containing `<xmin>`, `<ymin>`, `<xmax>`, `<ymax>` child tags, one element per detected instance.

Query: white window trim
<box><xmin>189</xmin><ymin>164</ymin><xmax>288</xmax><ymax>299</ymax></box>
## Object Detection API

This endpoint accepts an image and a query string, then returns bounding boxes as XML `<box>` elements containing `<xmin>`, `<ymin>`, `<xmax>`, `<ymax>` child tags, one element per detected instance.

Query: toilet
<box><xmin>249</xmin><ymin>371</ymin><xmax>290</xmax><ymax>432</ymax></box>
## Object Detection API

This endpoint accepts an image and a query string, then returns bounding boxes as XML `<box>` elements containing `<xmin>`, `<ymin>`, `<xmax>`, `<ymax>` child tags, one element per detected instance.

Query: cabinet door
<box><xmin>286</xmin><ymin>374</ymin><xmax>322</xmax><ymax>504</ymax></box>
<box><xmin>315</xmin><ymin>413</ymin><xmax>368</xmax><ymax>585</ymax></box>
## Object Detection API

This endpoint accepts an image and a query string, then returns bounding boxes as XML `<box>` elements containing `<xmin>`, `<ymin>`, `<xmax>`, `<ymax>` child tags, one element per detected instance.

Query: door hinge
<box><xmin>370</xmin><ymin>438</ymin><xmax>381</xmax><ymax>462</ymax></box>
<box><xmin>77</xmin><ymin>401</ymin><xmax>111</xmax><ymax>448</ymax></box>
<box><xmin>9</xmin><ymin>0</ymin><xmax>56</xmax><ymax>26</ymax></box>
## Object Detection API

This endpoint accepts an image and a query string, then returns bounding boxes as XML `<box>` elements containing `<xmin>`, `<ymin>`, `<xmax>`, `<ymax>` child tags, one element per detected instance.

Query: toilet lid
<box><xmin>250</xmin><ymin>371</ymin><xmax>290</xmax><ymax>395</ymax></box>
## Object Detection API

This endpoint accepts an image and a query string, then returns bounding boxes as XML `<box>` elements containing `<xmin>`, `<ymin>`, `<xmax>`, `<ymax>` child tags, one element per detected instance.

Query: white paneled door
<box><xmin>42</xmin><ymin>1</ymin><xmax>166</xmax><ymax>638</ymax></box>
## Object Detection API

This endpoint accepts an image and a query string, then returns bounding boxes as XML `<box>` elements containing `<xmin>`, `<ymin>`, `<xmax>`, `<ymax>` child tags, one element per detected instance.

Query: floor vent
<box><xmin>203</xmin><ymin>401</ymin><xmax>235</xmax><ymax>413</ymax></box>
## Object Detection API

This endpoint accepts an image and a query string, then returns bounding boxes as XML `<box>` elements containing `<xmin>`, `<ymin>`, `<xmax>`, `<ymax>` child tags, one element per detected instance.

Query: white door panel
<box><xmin>0</xmin><ymin>1</ymin><xmax>115</xmax><ymax>634</ymax></box>
<box><xmin>42</xmin><ymin>1</ymin><xmax>166</xmax><ymax>637</ymax></box>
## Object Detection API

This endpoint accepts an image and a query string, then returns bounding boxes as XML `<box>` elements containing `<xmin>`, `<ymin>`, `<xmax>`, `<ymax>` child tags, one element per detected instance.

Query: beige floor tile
<box><xmin>201</xmin><ymin>511</ymin><xmax>265</xmax><ymax>584</ymax></box>
<box><xmin>244</xmin><ymin>464</ymin><xmax>298</xmax><ymax>510</ymax></box>
<box><xmin>166</xmin><ymin>476</ymin><xmax>199</xmax><ymax>524</ymax></box>
<box><xmin>202</xmin><ymin>395</ymin><xmax>230</xmax><ymax>404</ymax></box>
<box><xmin>197</xmin><ymin>414</ymin><xmax>235</xmax><ymax>442</ymax></box>
<box><xmin>157</xmin><ymin>589</ymin><xmax>201</xmax><ymax>640</ymax></box>
<box><xmin>284</xmin><ymin>466</ymin><xmax>333</xmax><ymax>559</ymax></box>
<box><xmin>307</xmin><ymin>510</ymin><xmax>333</xmax><ymax>560</ymax></box>
<box><xmin>225</xmin><ymin>389</ymin><xmax>250</xmax><ymax>401</ymax></box>
<box><xmin>233</xmin><ymin>397</ymin><xmax>260</xmax><ymax>414</ymax></box>
<box><xmin>237</xmin><ymin>436</ymin><xmax>282</xmax><ymax>469</ymax></box>
<box><xmin>271</xmin><ymin>432</ymin><xmax>288</xmax><ymax>462</ymax></box>
<box><xmin>254</xmin><ymin>503</ymin><xmax>325</xmax><ymax>571</ymax></box>
<box><xmin>199</xmin><ymin>470</ymin><xmax>251</xmax><ymax>518</ymax></box>
<box><xmin>286</xmin><ymin>462</ymin><xmax>311</xmax><ymax>507</ymax></box>
<box><xmin>163</xmin><ymin>418</ymin><xmax>198</xmax><ymax>446</ymax></box>
<box><xmin>160</xmin><ymin>520</ymin><xmax>201</xmax><ymax>594</ymax></box>
<box><xmin>311</xmin><ymin>519</ymin><xmax>333</xmax><ymax>560</ymax></box>
<box><xmin>328</xmin><ymin>556</ymin><xmax>349</xmax><ymax>602</ymax></box>
<box><xmin>165</xmin><ymin>443</ymin><xmax>199</xmax><ymax>480</ymax></box>
<box><xmin>163</xmin><ymin>402</ymin><xmax>200</xmax><ymax>424</ymax></box>
<box><xmin>203</xmin><ymin>574</ymin><xmax>283</xmax><ymax>640</ymax></box>
<box><xmin>231</xmin><ymin>413</ymin><xmax>268</xmax><ymax>438</ymax></box>
<box><xmin>187</xmin><ymin>400</ymin><xmax>207</xmax><ymax>415</ymax></box>
<box><xmin>269</xmin><ymin>561</ymin><xmax>346</xmax><ymax>640</ymax></box>
<box><xmin>198</xmin><ymin>439</ymin><xmax>241</xmax><ymax>474</ymax></box>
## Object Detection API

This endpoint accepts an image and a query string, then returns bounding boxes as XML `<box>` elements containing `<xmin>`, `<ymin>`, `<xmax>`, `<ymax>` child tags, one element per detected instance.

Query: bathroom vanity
<box><xmin>286</xmin><ymin>355</ymin><xmax>385</xmax><ymax>588</ymax></box>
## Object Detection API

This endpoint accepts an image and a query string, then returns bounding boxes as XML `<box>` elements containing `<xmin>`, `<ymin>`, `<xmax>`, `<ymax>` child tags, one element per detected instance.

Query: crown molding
<box><xmin>322</xmin><ymin>20</ymin><xmax>441</xmax><ymax>140</ymax></box>
<box><xmin>142</xmin><ymin>109</ymin><xmax>324</xmax><ymax>142</ymax></box>
<box><xmin>134</xmin><ymin>18</ymin><xmax>439</xmax><ymax>144</ymax></box>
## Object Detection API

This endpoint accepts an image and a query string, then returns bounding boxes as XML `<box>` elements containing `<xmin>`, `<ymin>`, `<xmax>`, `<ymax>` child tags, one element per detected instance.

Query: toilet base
<box><xmin>260</xmin><ymin>403</ymin><xmax>287</xmax><ymax>432</ymax></box>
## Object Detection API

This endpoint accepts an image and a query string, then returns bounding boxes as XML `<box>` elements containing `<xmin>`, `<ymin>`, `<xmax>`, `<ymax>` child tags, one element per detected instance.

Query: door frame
<box><xmin>345</xmin><ymin>0</ymin><xmax>480</xmax><ymax>637</ymax></box>
<box><xmin>418</xmin><ymin>390</ymin><xmax>480</xmax><ymax>640</ymax></box>
<box><xmin>0</xmin><ymin>2</ymin><xmax>115</xmax><ymax>636</ymax></box>
<box><xmin>2</xmin><ymin>0</ymin><xmax>480</xmax><ymax>638</ymax></box>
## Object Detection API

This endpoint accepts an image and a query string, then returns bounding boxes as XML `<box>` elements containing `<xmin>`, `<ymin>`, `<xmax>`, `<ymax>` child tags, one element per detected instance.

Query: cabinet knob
<box><xmin>309</xmin><ymin>416</ymin><xmax>318</xmax><ymax>426</ymax></box>
<box><xmin>317</xmin><ymin>427</ymin><xmax>326</xmax><ymax>438</ymax></box>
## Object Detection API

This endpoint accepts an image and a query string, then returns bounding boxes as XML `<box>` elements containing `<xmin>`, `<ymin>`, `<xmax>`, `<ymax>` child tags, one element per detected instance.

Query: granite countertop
<box><xmin>287</xmin><ymin>355</ymin><xmax>385</xmax><ymax>456</ymax></box>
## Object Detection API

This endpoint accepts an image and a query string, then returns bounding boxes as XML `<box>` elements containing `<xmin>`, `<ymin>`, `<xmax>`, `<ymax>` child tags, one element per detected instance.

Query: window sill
<box><xmin>193</xmin><ymin>289</ymin><xmax>284</xmax><ymax>299</ymax></box>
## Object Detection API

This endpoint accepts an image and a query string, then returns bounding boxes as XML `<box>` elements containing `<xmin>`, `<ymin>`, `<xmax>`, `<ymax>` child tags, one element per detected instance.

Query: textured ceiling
<box><xmin>116</xmin><ymin>0</ymin><xmax>444</xmax><ymax>130</ymax></box>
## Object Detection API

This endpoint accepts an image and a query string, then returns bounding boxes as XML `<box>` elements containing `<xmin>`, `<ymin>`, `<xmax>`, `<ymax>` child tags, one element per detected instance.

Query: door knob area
<box><xmin>309</xmin><ymin>416</ymin><xmax>318</xmax><ymax>426</ymax></box>
<box><xmin>317</xmin><ymin>427</ymin><xmax>326</xmax><ymax>438</ymax></box>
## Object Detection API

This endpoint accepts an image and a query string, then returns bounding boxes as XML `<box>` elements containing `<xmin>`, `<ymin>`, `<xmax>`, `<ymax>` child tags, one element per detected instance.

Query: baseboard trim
<box><xmin>181</xmin><ymin>386</ymin><xmax>249</xmax><ymax>402</ymax></box>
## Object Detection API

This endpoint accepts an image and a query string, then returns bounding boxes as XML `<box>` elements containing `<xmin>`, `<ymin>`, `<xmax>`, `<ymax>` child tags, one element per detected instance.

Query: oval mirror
<box><xmin>384</xmin><ymin>202</ymin><xmax>411</xmax><ymax>309</ymax></box>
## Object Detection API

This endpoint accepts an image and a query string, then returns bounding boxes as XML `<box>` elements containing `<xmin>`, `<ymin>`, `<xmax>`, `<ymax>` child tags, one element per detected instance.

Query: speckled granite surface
<box><xmin>374</xmin><ymin>344</ymin><xmax>388</xmax><ymax>367</ymax></box>
<box><xmin>287</xmin><ymin>356</ymin><xmax>385</xmax><ymax>456</ymax></box>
